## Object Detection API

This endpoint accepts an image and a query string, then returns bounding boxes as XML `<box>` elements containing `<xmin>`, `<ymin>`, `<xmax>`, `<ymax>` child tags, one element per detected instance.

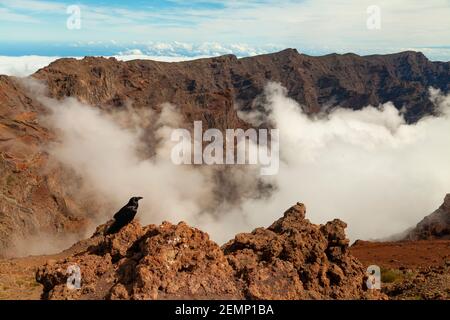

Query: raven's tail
<box><xmin>106</xmin><ymin>220</ymin><xmax>122</xmax><ymax>235</ymax></box>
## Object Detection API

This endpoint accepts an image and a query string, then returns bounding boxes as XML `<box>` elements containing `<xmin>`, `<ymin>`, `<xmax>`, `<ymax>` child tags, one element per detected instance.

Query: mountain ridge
<box><xmin>33</xmin><ymin>48</ymin><xmax>450</xmax><ymax>125</ymax></box>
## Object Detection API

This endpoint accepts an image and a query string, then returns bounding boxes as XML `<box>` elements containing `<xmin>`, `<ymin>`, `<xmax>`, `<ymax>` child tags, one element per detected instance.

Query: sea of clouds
<box><xmin>18</xmin><ymin>76</ymin><xmax>450</xmax><ymax>248</ymax></box>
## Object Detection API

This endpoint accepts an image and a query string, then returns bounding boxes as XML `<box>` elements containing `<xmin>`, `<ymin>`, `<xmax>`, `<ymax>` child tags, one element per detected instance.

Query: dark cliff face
<box><xmin>33</xmin><ymin>49</ymin><xmax>450</xmax><ymax>125</ymax></box>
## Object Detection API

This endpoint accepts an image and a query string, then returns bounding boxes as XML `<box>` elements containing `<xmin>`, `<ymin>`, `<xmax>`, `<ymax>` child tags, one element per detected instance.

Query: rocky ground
<box><xmin>351</xmin><ymin>240</ymin><xmax>450</xmax><ymax>300</ymax></box>
<box><xmin>0</xmin><ymin>242</ymin><xmax>82</xmax><ymax>299</ymax></box>
<box><xmin>0</xmin><ymin>255</ymin><xmax>44</xmax><ymax>299</ymax></box>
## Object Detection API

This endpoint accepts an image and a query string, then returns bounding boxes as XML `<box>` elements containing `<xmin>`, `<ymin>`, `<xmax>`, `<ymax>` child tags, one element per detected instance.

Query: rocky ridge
<box><xmin>36</xmin><ymin>203</ymin><xmax>384</xmax><ymax>300</ymax></box>
<box><xmin>34</xmin><ymin>49</ymin><xmax>450</xmax><ymax>126</ymax></box>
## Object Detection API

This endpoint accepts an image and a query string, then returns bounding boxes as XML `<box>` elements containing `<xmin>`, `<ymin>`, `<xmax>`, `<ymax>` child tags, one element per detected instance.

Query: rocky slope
<box><xmin>351</xmin><ymin>240</ymin><xmax>450</xmax><ymax>299</ymax></box>
<box><xmin>0</xmin><ymin>76</ymin><xmax>87</xmax><ymax>256</ymax></box>
<box><xmin>35</xmin><ymin>203</ymin><xmax>383</xmax><ymax>300</ymax></box>
<box><xmin>405</xmin><ymin>194</ymin><xmax>450</xmax><ymax>240</ymax></box>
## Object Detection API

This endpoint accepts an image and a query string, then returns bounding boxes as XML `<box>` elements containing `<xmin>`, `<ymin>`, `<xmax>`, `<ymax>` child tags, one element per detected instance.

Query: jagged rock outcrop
<box><xmin>36</xmin><ymin>203</ymin><xmax>384</xmax><ymax>300</ymax></box>
<box><xmin>222</xmin><ymin>203</ymin><xmax>369</xmax><ymax>299</ymax></box>
<box><xmin>37</xmin><ymin>220</ymin><xmax>241</xmax><ymax>300</ymax></box>
<box><xmin>405</xmin><ymin>194</ymin><xmax>450</xmax><ymax>240</ymax></box>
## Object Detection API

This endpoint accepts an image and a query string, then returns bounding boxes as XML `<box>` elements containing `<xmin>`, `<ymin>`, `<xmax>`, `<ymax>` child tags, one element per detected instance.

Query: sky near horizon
<box><xmin>1</xmin><ymin>0</ymin><xmax>450</xmax><ymax>60</ymax></box>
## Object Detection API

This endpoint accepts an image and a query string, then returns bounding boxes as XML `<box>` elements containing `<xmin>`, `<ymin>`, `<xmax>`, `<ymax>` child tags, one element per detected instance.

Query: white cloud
<box><xmin>0</xmin><ymin>41</ymin><xmax>278</xmax><ymax>77</ymax></box>
<box><xmin>0</xmin><ymin>7</ymin><xmax>39</xmax><ymax>23</ymax></box>
<box><xmin>0</xmin><ymin>56</ymin><xmax>64</xmax><ymax>77</ymax></box>
<box><xmin>24</xmin><ymin>88</ymin><xmax>264</xmax><ymax>248</ymax></box>
<box><xmin>137</xmin><ymin>41</ymin><xmax>277</xmax><ymax>57</ymax></box>
<box><xmin>114</xmin><ymin>54</ymin><xmax>209</xmax><ymax>63</ymax></box>
<box><xmin>0</xmin><ymin>0</ymin><xmax>64</xmax><ymax>12</ymax></box>
<box><xmin>0</xmin><ymin>53</ymin><xmax>213</xmax><ymax>77</ymax></box>
<box><xmin>20</xmin><ymin>78</ymin><xmax>450</xmax><ymax>246</ymax></box>
<box><xmin>2</xmin><ymin>0</ymin><xmax>449</xmax><ymax>59</ymax></box>
<box><xmin>235</xmin><ymin>83</ymin><xmax>450</xmax><ymax>242</ymax></box>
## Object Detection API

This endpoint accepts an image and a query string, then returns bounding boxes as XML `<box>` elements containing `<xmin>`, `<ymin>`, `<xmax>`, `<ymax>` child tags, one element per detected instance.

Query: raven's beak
<box><xmin>137</xmin><ymin>197</ymin><xmax>143</xmax><ymax>200</ymax></box>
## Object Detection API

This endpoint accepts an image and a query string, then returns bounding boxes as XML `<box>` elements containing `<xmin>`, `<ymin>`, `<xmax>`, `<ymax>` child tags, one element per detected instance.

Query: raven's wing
<box><xmin>113</xmin><ymin>205</ymin><xmax>133</xmax><ymax>220</ymax></box>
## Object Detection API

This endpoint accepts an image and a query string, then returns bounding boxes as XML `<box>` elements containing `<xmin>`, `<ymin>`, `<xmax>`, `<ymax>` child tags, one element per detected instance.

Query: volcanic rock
<box><xmin>36</xmin><ymin>203</ymin><xmax>383</xmax><ymax>300</ymax></box>
<box><xmin>222</xmin><ymin>203</ymin><xmax>369</xmax><ymax>299</ymax></box>
<box><xmin>36</xmin><ymin>220</ymin><xmax>241</xmax><ymax>300</ymax></box>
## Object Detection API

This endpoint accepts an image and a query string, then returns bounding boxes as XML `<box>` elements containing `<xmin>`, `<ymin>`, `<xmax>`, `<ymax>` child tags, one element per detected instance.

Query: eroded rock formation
<box><xmin>36</xmin><ymin>203</ymin><xmax>383</xmax><ymax>300</ymax></box>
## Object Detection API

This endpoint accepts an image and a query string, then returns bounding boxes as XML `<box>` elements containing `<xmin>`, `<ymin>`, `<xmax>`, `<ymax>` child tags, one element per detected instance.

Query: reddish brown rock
<box><xmin>36</xmin><ymin>203</ymin><xmax>383</xmax><ymax>300</ymax></box>
<box><xmin>109</xmin><ymin>221</ymin><xmax>241</xmax><ymax>300</ymax></box>
<box><xmin>0</xmin><ymin>76</ymin><xmax>88</xmax><ymax>255</ymax></box>
<box><xmin>37</xmin><ymin>220</ymin><xmax>241</xmax><ymax>300</ymax></box>
<box><xmin>222</xmin><ymin>203</ymin><xmax>370</xmax><ymax>299</ymax></box>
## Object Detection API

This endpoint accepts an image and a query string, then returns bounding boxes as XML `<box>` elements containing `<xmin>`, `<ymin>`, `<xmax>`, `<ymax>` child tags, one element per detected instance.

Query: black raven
<box><xmin>106</xmin><ymin>196</ymin><xmax>143</xmax><ymax>234</ymax></box>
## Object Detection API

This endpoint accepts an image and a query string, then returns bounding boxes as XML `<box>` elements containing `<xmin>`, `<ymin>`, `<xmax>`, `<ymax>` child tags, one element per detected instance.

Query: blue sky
<box><xmin>1</xmin><ymin>0</ymin><xmax>450</xmax><ymax>60</ymax></box>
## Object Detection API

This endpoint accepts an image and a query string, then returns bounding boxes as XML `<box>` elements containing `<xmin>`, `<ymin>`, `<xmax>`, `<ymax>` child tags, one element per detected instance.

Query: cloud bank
<box><xmin>0</xmin><ymin>54</ymin><xmax>207</xmax><ymax>77</ymax></box>
<box><xmin>26</xmin><ymin>80</ymin><xmax>450</xmax><ymax>245</ymax></box>
<box><xmin>237</xmin><ymin>83</ymin><xmax>450</xmax><ymax>241</ymax></box>
<box><xmin>0</xmin><ymin>56</ymin><xmax>65</xmax><ymax>77</ymax></box>
<box><xmin>1</xmin><ymin>43</ymin><xmax>270</xmax><ymax>77</ymax></box>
